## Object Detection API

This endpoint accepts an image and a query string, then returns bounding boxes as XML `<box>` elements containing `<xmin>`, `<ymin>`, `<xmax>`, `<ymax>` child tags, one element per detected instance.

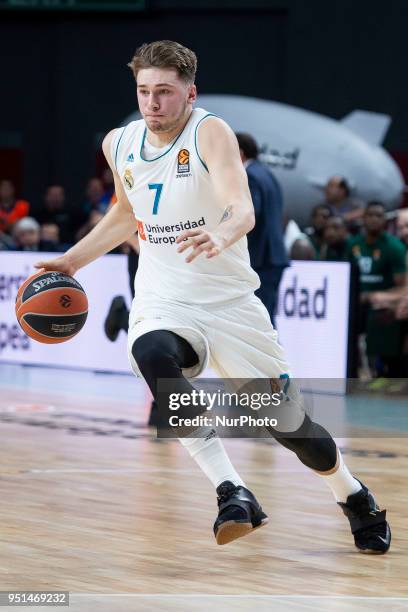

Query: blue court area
<box><xmin>1</xmin><ymin>363</ymin><xmax>407</xmax><ymax>437</ymax></box>
<box><xmin>346</xmin><ymin>394</ymin><xmax>408</xmax><ymax>434</ymax></box>
<box><xmin>0</xmin><ymin>364</ymin><xmax>144</xmax><ymax>403</ymax></box>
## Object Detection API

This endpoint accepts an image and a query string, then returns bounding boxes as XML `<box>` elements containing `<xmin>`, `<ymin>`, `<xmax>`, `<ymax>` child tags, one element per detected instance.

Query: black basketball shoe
<box><xmin>213</xmin><ymin>481</ymin><xmax>268</xmax><ymax>545</ymax></box>
<box><xmin>104</xmin><ymin>296</ymin><xmax>129</xmax><ymax>342</ymax></box>
<box><xmin>338</xmin><ymin>480</ymin><xmax>391</xmax><ymax>554</ymax></box>
<box><xmin>147</xmin><ymin>400</ymin><xmax>159</xmax><ymax>427</ymax></box>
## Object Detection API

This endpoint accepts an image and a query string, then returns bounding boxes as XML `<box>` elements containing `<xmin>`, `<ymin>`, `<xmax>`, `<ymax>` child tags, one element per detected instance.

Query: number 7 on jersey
<box><xmin>148</xmin><ymin>183</ymin><xmax>163</xmax><ymax>215</ymax></box>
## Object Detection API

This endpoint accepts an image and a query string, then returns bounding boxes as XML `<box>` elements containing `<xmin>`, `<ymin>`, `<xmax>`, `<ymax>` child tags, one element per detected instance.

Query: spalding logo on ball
<box><xmin>15</xmin><ymin>270</ymin><xmax>88</xmax><ymax>344</ymax></box>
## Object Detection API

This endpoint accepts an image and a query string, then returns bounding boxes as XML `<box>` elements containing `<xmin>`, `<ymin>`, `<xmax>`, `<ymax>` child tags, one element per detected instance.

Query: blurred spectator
<box><xmin>0</xmin><ymin>179</ymin><xmax>30</xmax><ymax>233</ymax></box>
<box><xmin>361</xmin><ymin>208</ymin><xmax>408</xmax><ymax>313</ymax></box>
<box><xmin>75</xmin><ymin>209</ymin><xmax>105</xmax><ymax>242</ymax></box>
<box><xmin>395</xmin><ymin>292</ymin><xmax>408</xmax><ymax>321</ymax></box>
<box><xmin>349</xmin><ymin>201</ymin><xmax>407</xmax><ymax>377</ymax></box>
<box><xmin>101</xmin><ymin>167</ymin><xmax>115</xmax><ymax>203</ymax></box>
<box><xmin>320</xmin><ymin>215</ymin><xmax>359</xmax><ymax>375</ymax></box>
<box><xmin>0</xmin><ymin>230</ymin><xmax>15</xmax><ymax>250</ymax></box>
<box><xmin>12</xmin><ymin>217</ymin><xmax>60</xmax><ymax>252</ymax></box>
<box><xmin>82</xmin><ymin>177</ymin><xmax>110</xmax><ymax>216</ymax></box>
<box><xmin>283</xmin><ymin>216</ymin><xmax>308</xmax><ymax>254</ymax></box>
<box><xmin>236</xmin><ymin>132</ymin><xmax>288</xmax><ymax>326</ymax></box>
<box><xmin>40</xmin><ymin>222</ymin><xmax>69</xmax><ymax>252</ymax></box>
<box><xmin>372</xmin><ymin>209</ymin><xmax>408</xmax><ymax>321</ymax></box>
<box><xmin>393</xmin><ymin>210</ymin><xmax>408</xmax><ymax>373</ymax></box>
<box><xmin>319</xmin><ymin>215</ymin><xmax>352</xmax><ymax>261</ymax></box>
<box><xmin>304</xmin><ymin>204</ymin><xmax>332</xmax><ymax>258</ymax></box>
<box><xmin>290</xmin><ymin>238</ymin><xmax>316</xmax><ymax>260</ymax></box>
<box><xmin>323</xmin><ymin>176</ymin><xmax>364</xmax><ymax>226</ymax></box>
<box><xmin>40</xmin><ymin>222</ymin><xmax>60</xmax><ymax>244</ymax></box>
<box><xmin>36</xmin><ymin>185</ymin><xmax>74</xmax><ymax>244</ymax></box>
<box><xmin>396</xmin><ymin>209</ymin><xmax>408</xmax><ymax>252</ymax></box>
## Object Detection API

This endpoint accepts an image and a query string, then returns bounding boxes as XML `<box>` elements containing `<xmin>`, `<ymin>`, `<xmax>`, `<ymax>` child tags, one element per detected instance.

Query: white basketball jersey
<box><xmin>112</xmin><ymin>107</ymin><xmax>259</xmax><ymax>306</ymax></box>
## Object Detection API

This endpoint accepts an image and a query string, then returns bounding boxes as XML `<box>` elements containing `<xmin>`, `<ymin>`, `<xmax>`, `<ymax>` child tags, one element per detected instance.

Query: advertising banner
<box><xmin>0</xmin><ymin>253</ymin><xmax>350</xmax><ymax>384</ymax></box>
<box><xmin>0</xmin><ymin>251</ymin><xmax>133</xmax><ymax>373</ymax></box>
<box><xmin>275</xmin><ymin>260</ymin><xmax>350</xmax><ymax>379</ymax></box>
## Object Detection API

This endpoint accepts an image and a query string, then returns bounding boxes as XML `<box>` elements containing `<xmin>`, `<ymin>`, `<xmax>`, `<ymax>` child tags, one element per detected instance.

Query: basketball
<box><xmin>15</xmin><ymin>270</ymin><xmax>88</xmax><ymax>344</ymax></box>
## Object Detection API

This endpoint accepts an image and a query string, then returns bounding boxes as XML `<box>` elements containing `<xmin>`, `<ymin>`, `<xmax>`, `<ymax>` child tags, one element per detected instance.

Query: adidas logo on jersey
<box><xmin>126</xmin><ymin>153</ymin><xmax>134</xmax><ymax>162</ymax></box>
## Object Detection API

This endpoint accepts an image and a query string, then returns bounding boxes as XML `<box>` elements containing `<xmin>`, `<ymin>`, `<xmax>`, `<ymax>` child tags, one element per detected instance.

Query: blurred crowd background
<box><xmin>2</xmin><ymin>0</ymin><xmax>408</xmax><ymax>386</ymax></box>
<box><xmin>2</xmin><ymin>139</ymin><xmax>408</xmax><ymax>385</ymax></box>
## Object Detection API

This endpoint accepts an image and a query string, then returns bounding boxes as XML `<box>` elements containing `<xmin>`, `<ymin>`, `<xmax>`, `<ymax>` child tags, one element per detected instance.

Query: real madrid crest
<box><xmin>123</xmin><ymin>168</ymin><xmax>134</xmax><ymax>190</ymax></box>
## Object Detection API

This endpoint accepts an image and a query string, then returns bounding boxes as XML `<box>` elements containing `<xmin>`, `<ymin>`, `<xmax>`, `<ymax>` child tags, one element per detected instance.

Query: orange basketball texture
<box><xmin>15</xmin><ymin>271</ymin><xmax>88</xmax><ymax>344</ymax></box>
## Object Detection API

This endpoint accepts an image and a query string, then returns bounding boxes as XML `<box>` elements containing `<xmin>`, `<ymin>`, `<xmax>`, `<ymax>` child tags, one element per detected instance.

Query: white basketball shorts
<box><xmin>127</xmin><ymin>294</ymin><xmax>307</xmax><ymax>431</ymax></box>
<box><xmin>128</xmin><ymin>293</ymin><xmax>291</xmax><ymax>380</ymax></box>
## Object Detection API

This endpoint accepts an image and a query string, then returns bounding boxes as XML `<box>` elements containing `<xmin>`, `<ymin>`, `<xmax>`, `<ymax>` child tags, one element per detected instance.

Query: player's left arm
<box><xmin>176</xmin><ymin>117</ymin><xmax>255</xmax><ymax>263</ymax></box>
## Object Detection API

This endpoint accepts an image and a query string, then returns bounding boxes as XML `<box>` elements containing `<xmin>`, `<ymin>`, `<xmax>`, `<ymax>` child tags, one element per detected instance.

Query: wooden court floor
<box><xmin>0</xmin><ymin>367</ymin><xmax>407</xmax><ymax>611</ymax></box>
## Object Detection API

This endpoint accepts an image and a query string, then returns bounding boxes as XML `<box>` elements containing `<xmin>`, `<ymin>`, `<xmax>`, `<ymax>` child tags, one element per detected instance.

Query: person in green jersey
<box><xmin>349</xmin><ymin>201</ymin><xmax>407</xmax><ymax>376</ymax></box>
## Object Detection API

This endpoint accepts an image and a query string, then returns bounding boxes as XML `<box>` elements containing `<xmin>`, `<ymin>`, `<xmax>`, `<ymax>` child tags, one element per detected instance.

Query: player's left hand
<box><xmin>176</xmin><ymin>229</ymin><xmax>226</xmax><ymax>263</ymax></box>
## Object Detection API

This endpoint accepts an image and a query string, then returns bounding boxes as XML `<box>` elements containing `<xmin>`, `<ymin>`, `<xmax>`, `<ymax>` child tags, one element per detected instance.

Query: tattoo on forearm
<box><xmin>219</xmin><ymin>206</ymin><xmax>233</xmax><ymax>224</ymax></box>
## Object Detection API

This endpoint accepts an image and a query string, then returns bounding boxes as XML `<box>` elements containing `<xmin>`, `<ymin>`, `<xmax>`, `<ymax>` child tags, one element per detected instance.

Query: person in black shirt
<box><xmin>36</xmin><ymin>185</ymin><xmax>74</xmax><ymax>244</ymax></box>
<box><xmin>304</xmin><ymin>204</ymin><xmax>332</xmax><ymax>258</ymax></box>
<box><xmin>236</xmin><ymin>133</ymin><xmax>288</xmax><ymax>326</ymax></box>
<box><xmin>320</xmin><ymin>216</ymin><xmax>352</xmax><ymax>262</ymax></box>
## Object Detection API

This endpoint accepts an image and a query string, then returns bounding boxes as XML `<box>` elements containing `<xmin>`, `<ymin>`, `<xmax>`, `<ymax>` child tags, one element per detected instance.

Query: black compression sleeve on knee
<box><xmin>274</xmin><ymin>415</ymin><xmax>338</xmax><ymax>472</ymax></box>
<box><xmin>132</xmin><ymin>330</ymin><xmax>206</xmax><ymax>433</ymax></box>
<box><xmin>132</xmin><ymin>330</ymin><xmax>199</xmax><ymax>399</ymax></box>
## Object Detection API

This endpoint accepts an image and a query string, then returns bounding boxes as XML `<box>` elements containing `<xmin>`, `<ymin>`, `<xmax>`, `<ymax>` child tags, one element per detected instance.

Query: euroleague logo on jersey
<box><xmin>177</xmin><ymin>149</ymin><xmax>190</xmax><ymax>174</ymax></box>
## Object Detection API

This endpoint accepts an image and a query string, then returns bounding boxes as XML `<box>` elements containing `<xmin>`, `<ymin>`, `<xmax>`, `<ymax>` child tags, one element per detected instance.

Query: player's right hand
<box><xmin>34</xmin><ymin>254</ymin><xmax>77</xmax><ymax>277</ymax></box>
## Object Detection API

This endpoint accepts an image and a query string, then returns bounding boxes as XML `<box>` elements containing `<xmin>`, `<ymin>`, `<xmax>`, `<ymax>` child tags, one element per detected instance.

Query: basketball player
<box><xmin>36</xmin><ymin>40</ymin><xmax>390</xmax><ymax>552</ymax></box>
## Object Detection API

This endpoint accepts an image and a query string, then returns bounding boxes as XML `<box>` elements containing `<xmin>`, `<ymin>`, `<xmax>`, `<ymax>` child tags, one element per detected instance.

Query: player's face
<box><xmin>137</xmin><ymin>68</ymin><xmax>197</xmax><ymax>134</ymax></box>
